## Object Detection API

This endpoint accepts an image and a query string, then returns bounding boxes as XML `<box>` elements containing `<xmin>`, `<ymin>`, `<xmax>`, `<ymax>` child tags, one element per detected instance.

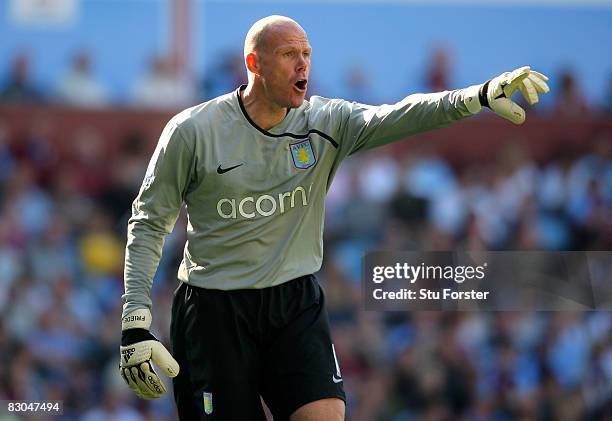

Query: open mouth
<box><xmin>294</xmin><ymin>79</ymin><xmax>307</xmax><ymax>92</ymax></box>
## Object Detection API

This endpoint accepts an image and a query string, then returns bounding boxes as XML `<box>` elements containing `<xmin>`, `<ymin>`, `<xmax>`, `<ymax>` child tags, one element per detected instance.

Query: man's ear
<box><xmin>245</xmin><ymin>52</ymin><xmax>259</xmax><ymax>76</ymax></box>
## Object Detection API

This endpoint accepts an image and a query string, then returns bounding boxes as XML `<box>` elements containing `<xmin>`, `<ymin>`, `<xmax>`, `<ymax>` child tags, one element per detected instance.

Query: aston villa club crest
<box><xmin>290</xmin><ymin>139</ymin><xmax>316</xmax><ymax>169</ymax></box>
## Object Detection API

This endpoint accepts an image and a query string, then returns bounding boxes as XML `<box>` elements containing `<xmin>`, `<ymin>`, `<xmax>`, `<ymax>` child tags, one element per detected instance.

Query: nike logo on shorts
<box><xmin>331</xmin><ymin>344</ymin><xmax>342</xmax><ymax>383</ymax></box>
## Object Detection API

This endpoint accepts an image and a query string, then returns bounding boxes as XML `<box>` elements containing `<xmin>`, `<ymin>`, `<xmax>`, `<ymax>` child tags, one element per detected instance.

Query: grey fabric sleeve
<box><xmin>122</xmin><ymin>119</ymin><xmax>195</xmax><ymax>318</ymax></box>
<box><xmin>336</xmin><ymin>85</ymin><xmax>482</xmax><ymax>157</ymax></box>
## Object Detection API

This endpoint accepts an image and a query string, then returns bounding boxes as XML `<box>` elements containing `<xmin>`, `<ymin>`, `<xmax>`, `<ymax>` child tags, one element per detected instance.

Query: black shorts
<box><xmin>170</xmin><ymin>274</ymin><xmax>346</xmax><ymax>420</ymax></box>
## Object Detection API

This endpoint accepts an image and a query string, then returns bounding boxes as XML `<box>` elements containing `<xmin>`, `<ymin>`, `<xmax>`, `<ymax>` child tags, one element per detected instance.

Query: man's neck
<box><xmin>241</xmin><ymin>84</ymin><xmax>289</xmax><ymax>131</ymax></box>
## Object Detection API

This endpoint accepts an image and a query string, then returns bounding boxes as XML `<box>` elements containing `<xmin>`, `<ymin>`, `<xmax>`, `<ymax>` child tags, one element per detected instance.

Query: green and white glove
<box><xmin>480</xmin><ymin>66</ymin><xmax>550</xmax><ymax>124</ymax></box>
<box><xmin>120</xmin><ymin>308</ymin><xmax>180</xmax><ymax>399</ymax></box>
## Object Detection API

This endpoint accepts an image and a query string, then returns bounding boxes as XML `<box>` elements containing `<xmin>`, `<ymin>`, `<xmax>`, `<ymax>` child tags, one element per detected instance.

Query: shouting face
<box><xmin>247</xmin><ymin>20</ymin><xmax>312</xmax><ymax>110</ymax></box>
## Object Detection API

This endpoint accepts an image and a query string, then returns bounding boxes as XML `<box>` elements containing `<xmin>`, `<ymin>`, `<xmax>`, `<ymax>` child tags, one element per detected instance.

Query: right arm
<box><xmin>122</xmin><ymin>117</ymin><xmax>196</xmax><ymax>318</ymax></box>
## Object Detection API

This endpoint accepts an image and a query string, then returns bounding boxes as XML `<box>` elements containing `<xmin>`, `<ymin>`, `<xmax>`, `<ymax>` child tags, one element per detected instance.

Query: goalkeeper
<box><xmin>120</xmin><ymin>15</ymin><xmax>549</xmax><ymax>421</ymax></box>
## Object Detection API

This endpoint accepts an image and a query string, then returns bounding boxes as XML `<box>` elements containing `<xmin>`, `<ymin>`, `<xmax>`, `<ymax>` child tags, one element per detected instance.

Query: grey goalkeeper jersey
<box><xmin>123</xmin><ymin>84</ymin><xmax>482</xmax><ymax>314</ymax></box>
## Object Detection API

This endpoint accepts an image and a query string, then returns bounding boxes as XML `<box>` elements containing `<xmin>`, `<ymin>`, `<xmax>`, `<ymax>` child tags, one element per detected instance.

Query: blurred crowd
<box><xmin>1</xmin><ymin>49</ymin><xmax>612</xmax><ymax>116</ymax></box>
<box><xmin>322</xmin><ymin>139</ymin><xmax>612</xmax><ymax>420</ymax></box>
<box><xmin>0</xmin><ymin>81</ymin><xmax>611</xmax><ymax>421</ymax></box>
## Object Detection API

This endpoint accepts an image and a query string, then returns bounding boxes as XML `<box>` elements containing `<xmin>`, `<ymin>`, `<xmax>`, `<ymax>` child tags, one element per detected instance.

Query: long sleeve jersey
<box><xmin>122</xmin><ymin>84</ymin><xmax>483</xmax><ymax>315</ymax></box>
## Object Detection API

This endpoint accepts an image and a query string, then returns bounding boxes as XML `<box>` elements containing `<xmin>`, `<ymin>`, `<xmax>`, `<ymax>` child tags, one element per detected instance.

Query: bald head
<box><xmin>241</xmin><ymin>15</ymin><xmax>311</xmax><ymax>111</ymax></box>
<box><xmin>244</xmin><ymin>15</ymin><xmax>306</xmax><ymax>59</ymax></box>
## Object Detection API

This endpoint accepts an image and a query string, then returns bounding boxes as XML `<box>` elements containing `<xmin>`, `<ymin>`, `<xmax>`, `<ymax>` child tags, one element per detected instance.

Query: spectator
<box><xmin>201</xmin><ymin>51</ymin><xmax>246</xmax><ymax>100</ymax></box>
<box><xmin>554</xmin><ymin>69</ymin><xmax>589</xmax><ymax>117</ymax></box>
<box><xmin>424</xmin><ymin>46</ymin><xmax>452</xmax><ymax>92</ymax></box>
<box><xmin>56</xmin><ymin>51</ymin><xmax>108</xmax><ymax>108</ymax></box>
<box><xmin>80</xmin><ymin>209</ymin><xmax>124</xmax><ymax>276</ymax></box>
<box><xmin>132</xmin><ymin>55</ymin><xmax>194</xmax><ymax>108</ymax></box>
<box><xmin>0</xmin><ymin>121</ymin><xmax>16</xmax><ymax>183</ymax></box>
<box><xmin>0</xmin><ymin>53</ymin><xmax>43</xmax><ymax>103</ymax></box>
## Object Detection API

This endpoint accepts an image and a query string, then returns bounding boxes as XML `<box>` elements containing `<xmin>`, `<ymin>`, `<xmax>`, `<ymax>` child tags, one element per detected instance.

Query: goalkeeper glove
<box><xmin>120</xmin><ymin>308</ymin><xmax>180</xmax><ymax>400</ymax></box>
<box><xmin>478</xmin><ymin>66</ymin><xmax>550</xmax><ymax>124</ymax></box>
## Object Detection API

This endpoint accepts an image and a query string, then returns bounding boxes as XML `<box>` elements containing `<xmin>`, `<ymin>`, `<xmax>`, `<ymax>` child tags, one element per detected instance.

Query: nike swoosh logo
<box><xmin>217</xmin><ymin>163</ymin><xmax>243</xmax><ymax>174</ymax></box>
<box><xmin>332</xmin><ymin>375</ymin><xmax>343</xmax><ymax>383</ymax></box>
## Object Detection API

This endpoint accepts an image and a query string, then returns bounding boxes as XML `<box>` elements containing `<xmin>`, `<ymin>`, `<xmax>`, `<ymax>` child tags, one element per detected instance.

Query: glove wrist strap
<box><xmin>121</xmin><ymin>328</ymin><xmax>157</xmax><ymax>346</ymax></box>
<box><xmin>479</xmin><ymin>80</ymin><xmax>491</xmax><ymax>109</ymax></box>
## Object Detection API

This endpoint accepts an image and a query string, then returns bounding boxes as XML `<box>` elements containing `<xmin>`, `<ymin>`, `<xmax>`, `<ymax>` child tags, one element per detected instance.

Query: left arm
<box><xmin>339</xmin><ymin>84</ymin><xmax>482</xmax><ymax>155</ymax></box>
<box><xmin>330</xmin><ymin>66</ymin><xmax>549</xmax><ymax>156</ymax></box>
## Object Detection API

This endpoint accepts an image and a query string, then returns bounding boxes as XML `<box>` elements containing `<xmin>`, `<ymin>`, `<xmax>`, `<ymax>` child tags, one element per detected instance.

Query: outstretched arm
<box><xmin>329</xmin><ymin>66</ymin><xmax>549</xmax><ymax>157</ymax></box>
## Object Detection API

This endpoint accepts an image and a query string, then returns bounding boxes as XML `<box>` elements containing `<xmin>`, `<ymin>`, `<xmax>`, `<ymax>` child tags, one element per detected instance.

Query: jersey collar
<box><xmin>236</xmin><ymin>85</ymin><xmax>296</xmax><ymax>137</ymax></box>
